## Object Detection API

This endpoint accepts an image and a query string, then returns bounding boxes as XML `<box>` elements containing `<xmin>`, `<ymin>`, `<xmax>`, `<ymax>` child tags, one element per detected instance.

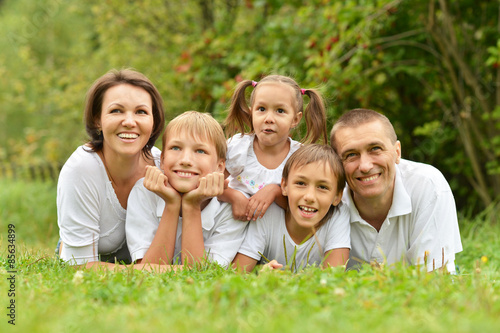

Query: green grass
<box><xmin>1</xmin><ymin>179</ymin><xmax>499</xmax><ymax>332</ymax></box>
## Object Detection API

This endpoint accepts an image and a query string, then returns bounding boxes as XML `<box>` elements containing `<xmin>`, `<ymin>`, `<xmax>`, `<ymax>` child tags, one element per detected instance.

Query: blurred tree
<box><xmin>0</xmin><ymin>0</ymin><xmax>498</xmax><ymax>213</ymax></box>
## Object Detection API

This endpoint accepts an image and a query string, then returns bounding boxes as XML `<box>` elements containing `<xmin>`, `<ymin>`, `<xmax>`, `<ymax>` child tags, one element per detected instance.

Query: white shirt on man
<box><xmin>346</xmin><ymin>159</ymin><xmax>463</xmax><ymax>273</ymax></box>
<box><xmin>126</xmin><ymin>178</ymin><xmax>248</xmax><ymax>268</ymax></box>
<box><xmin>237</xmin><ymin>202</ymin><xmax>351</xmax><ymax>271</ymax></box>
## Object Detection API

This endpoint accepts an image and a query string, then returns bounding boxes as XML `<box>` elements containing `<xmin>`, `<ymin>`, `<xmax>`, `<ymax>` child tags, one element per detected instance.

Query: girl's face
<box><xmin>161</xmin><ymin>130</ymin><xmax>225</xmax><ymax>193</ymax></box>
<box><xmin>99</xmin><ymin>84</ymin><xmax>154</xmax><ymax>159</ymax></box>
<box><xmin>281</xmin><ymin>161</ymin><xmax>342</xmax><ymax>231</ymax></box>
<box><xmin>251</xmin><ymin>83</ymin><xmax>302</xmax><ymax>149</ymax></box>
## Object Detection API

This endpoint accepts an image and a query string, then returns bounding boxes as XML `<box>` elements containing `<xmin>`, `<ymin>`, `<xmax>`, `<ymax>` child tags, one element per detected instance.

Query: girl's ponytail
<box><xmin>301</xmin><ymin>89</ymin><xmax>328</xmax><ymax>144</ymax></box>
<box><xmin>223</xmin><ymin>80</ymin><xmax>254</xmax><ymax>138</ymax></box>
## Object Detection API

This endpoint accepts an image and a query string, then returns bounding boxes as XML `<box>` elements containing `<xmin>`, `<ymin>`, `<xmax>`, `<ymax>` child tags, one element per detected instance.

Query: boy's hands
<box><xmin>261</xmin><ymin>259</ymin><xmax>283</xmax><ymax>272</ymax></box>
<box><xmin>183</xmin><ymin>172</ymin><xmax>225</xmax><ymax>208</ymax></box>
<box><xmin>245</xmin><ymin>184</ymin><xmax>281</xmax><ymax>221</ymax></box>
<box><xmin>143</xmin><ymin>165</ymin><xmax>181</xmax><ymax>204</ymax></box>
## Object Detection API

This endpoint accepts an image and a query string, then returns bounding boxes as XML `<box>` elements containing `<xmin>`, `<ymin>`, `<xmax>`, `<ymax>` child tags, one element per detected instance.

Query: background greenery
<box><xmin>0</xmin><ymin>0</ymin><xmax>499</xmax><ymax>213</ymax></box>
<box><xmin>0</xmin><ymin>2</ymin><xmax>499</xmax><ymax>330</ymax></box>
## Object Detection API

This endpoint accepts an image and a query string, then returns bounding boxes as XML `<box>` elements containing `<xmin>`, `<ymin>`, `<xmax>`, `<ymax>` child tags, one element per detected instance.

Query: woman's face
<box><xmin>98</xmin><ymin>84</ymin><xmax>154</xmax><ymax>159</ymax></box>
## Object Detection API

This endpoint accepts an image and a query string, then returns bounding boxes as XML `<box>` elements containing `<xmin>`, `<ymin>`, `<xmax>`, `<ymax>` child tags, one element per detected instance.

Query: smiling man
<box><xmin>330</xmin><ymin>109</ymin><xmax>462</xmax><ymax>273</ymax></box>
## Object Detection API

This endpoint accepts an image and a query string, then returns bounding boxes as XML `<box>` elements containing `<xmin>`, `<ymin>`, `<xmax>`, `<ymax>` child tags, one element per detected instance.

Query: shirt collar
<box><xmin>344</xmin><ymin>163</ymin><xmax>412</xmax><ymax>223</ymax></box>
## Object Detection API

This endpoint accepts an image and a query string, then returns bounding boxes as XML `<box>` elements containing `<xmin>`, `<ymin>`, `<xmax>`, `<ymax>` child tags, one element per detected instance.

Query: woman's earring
<box><xmin>96</xmin><ymin>128</ymin><xmax>101</xmax><ymax>136</ymax></box>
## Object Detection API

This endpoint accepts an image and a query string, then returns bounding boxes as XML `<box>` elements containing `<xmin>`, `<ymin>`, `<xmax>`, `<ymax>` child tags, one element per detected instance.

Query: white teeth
<box><xmin>118</xmin><ymin>133</ymin><xmax>139</xmax><ymax>139</ymax></box>
<box><xmin>361</xmin><ymin>175</ymin><xmax>378</xmax><ymax>182</ymax></box>
<box><xmin>300</xmin><ymin>206</ymin><xmax>317</xmax><ymax>212</ymax></box>
<box><xmin>177</xmin><ymin>172</ymin><xmax>195</xmax><ymax>177</ymax></box>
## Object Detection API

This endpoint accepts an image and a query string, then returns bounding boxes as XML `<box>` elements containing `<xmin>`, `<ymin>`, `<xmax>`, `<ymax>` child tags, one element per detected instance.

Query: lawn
<box><xmin>1</xmin><ymin>179</ymin><xmax>499</xmax><ymax>332</ymax></box>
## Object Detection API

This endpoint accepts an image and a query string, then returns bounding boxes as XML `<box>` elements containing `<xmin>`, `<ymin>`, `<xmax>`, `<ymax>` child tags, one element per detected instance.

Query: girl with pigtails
<box><xmin>220</xmin><ymin>74</ymin><xmax>328</xmax><ymax>221</ymax></box>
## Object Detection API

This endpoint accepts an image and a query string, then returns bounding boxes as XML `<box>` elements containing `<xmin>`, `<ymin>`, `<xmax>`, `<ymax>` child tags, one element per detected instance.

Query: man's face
<box><xmin>334</xmin><ymin>120</ymin><xmax>401</xmax><ymax>206</ymax></box>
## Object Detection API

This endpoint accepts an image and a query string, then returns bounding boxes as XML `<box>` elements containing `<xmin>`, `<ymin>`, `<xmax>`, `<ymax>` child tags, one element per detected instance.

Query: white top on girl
<box><xmin>226</xmin><ymin>133</ymin><xmax>301</xmax><ymax>197</ymax></box>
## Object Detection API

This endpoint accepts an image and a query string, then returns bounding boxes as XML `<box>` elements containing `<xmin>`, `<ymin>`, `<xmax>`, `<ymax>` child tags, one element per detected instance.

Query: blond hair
<box><xmin>162</xmin><ymin>111</ymin><xmax>226</xmax><ymax>161</ymax></box>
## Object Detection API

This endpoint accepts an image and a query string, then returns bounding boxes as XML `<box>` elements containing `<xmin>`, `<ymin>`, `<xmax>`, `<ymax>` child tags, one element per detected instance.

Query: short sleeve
<box><xmin>323</xmin><ymin>203</ymin><xmax>351</xmax><ymax>253</ymax></box>
<box><xmin>57</xmin><ymin>148</ymin><xmax>103</xmax><ymax>264</ymax></box>
<box><xmin>406</xmin><ymin>175</ymin><xmax>461</xmax><ymax>273</ymax></box>
<box><xmin>237</xmin><ymin>208</ymin><xmax>272</xmax><ymax>262</ymax></box>
<box><xmin>203</xmin><ymin>203</ymin><xmax>249</xmax><ymax>268</ymax></box>
<box><xmin>225</xmin><ymin>134</ymin><xmax>253</xmax><ymax>177</ymax></box>
<box><xmin>126</xmin><ymin>178</ymin><xmax>163</xmax><ymax>262</ymax></box>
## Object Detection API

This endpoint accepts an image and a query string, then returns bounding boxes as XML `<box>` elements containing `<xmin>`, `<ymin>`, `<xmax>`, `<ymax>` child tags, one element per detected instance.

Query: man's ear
<box><xmin>395</xmin><ymin>140</ymin><xmax>402</xmax><ymax>164</ymax></box>
<box><xmin>281</xmin><ymin>178</ymin><xmax>288</xmax><ymax>196</ymax></box>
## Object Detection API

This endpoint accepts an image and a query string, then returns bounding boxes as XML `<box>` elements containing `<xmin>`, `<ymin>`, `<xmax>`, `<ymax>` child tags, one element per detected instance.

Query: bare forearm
<box><xmin>78</xmin><ymin>260</ymin><xmax>181</xmax><ymax>273</ymax></box>
<box><xmin>323</xmin><ymin>248</ymin><xmax>350</xmax><ymax>268</ymax></box>
<box><xmin>218</xmin><ymin>187</ymin><xmax>241</xmax><ymax>204</ymax></box>
<box><xmin>180</xmin><ymin>203</ymin><xmax>206</xmax><ymax>266</ymax></box>
<box><xmin>141</xmin><ymin>203</ymin><xmax>180</xmax><ymax>265</ymax></box>
<box><xmin>232</xmin><ymin>253</ymin><xmax>257</xmax><ymax>273</ymax></box>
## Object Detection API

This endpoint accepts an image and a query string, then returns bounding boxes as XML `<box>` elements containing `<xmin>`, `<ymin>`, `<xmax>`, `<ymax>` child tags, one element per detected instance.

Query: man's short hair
<box><xmin>330</xmin><ymin>108</ymin><xmax>397</xmax><ymax>153</ymax></box>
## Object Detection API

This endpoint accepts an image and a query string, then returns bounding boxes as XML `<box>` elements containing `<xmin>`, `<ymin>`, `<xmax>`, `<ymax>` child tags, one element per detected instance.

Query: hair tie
<box><xmin>252</xmin><ymin>80</ymin><xmax>258</xmax><ymax>87</ymax></box>
<box><xmin>300</xmin><ymin>89</ymin><xmax>306</xmax><ymax>95</ymax></box>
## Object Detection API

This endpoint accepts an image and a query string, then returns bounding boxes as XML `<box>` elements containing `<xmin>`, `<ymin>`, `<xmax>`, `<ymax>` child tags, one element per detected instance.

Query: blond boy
<box><xmin>126</xmin><ymin>111</ymin><xmax>248</xmax><ymax>267</ymax></box>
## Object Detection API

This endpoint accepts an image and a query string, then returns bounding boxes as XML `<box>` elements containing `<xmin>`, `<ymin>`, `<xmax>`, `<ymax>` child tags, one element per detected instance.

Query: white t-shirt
<box><xmin>226</xmin><ymin>133</ymin><xmax>301</xmax><ymax>196</ymax></box>
<box><xmin>57</xmin><ymin>145</ymin><xmax>161</xmax><ymax>265</ymax></box>
<box><xmin>346</xmin><ymin>159</ymin><xmax>463</xmax><ymax>273</ymax></box>
<box><xmin>126</xmin><ymin>179</ymin><xmax>249</xmax><ymax>268</ymax></box>
<box><xmin>237</xmin><ymin>202</ymin><xmax>351</xmax><ymax>271</ymax></box>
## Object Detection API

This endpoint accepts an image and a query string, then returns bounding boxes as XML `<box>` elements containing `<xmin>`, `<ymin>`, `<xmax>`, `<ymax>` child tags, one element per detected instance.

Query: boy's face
<box><xmin>281</xmin><ymin>161</ymin><xmax>342</xmax><ymax>230</ymax></box>
<box><xmin>162</xmin><ymin>130</ymin><xmax>225</xmax><ymax>193</ymax></box>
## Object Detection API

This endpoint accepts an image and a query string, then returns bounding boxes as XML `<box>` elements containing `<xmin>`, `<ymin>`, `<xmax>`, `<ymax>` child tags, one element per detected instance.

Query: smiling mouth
<box><xmin>299</xmin><ymin>205</ymin><xmax>318</xmax><ymax>217</ymax></box>
<box><xmin>175</xmin><ymin>171</ymin><xmax>198</xmax><ymax>178</ymax></box>
<box><xmin>358</xmin><ymin>174</ymin><xmax>380</xmax><ymax>182</ymax></box>
<box><xmin>118</xmin><ymin>133</ymin><xmax>139</xmax><ymax>139</ymax></box>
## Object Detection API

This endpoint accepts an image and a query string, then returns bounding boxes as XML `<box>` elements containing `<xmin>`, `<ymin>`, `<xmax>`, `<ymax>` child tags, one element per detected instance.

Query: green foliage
<box><xmin>0</xmin><ymin>179</ymin><xmax>58</xmax><ymax>247</ymax></box>
<box><xmin>1</xmin><ymin>0</ymin><xmax>499</xmax><ymax>212</ymax></box>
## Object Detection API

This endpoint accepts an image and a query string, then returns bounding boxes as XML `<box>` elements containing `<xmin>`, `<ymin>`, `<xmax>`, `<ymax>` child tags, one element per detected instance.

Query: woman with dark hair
<box><xmin>57</xmin><ymin>69</ymin><xmax>165</xmax><ymax>268</ymax></box>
